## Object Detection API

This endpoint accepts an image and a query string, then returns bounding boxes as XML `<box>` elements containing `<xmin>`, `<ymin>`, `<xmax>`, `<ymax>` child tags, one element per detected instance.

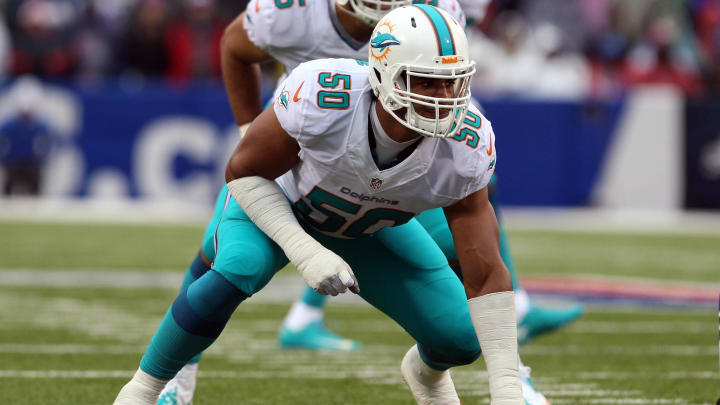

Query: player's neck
<box><xmin>375</xmin><ymin>102</ymin><xmax>422</xmax><ymax>143</ymax></box>
<box><xmin>335</xmin><ymin>4</ymin><xmax>375</xmax><ymax>42</ymax></box>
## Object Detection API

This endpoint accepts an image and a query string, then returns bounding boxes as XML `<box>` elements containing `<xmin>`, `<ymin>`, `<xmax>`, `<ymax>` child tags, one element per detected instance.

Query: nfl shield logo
<box><xmin>370</xmin><ymin>177</ymin><xmax>383</xmax><ymax>190</ymax></box>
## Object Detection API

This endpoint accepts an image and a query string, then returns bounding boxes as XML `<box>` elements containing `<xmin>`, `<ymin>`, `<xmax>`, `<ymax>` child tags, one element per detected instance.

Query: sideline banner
<box><xmin>0</xmin><ymin>81</ymin><xmax>624</xmax><ymax>206</ymax></box>
<box><xmin>685</xmin><ymin>100</ymin><xmax>720</xmax><ymax>210</ymax></box>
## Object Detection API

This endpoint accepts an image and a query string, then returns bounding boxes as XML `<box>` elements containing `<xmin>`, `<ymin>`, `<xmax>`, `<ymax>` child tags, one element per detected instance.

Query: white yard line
<box><xmin>564</xmin><ymin>321</ymin><xmax>710</xmax><ymax>334</ymax></box>
<box><xmin>1</xmin><ymin>200</ymin><xmax>720</xmax><ymax>235</ymax></box>
<box><xmin>0</xmin><ymin>270</ymin><xmax>366</xmax><ymax>304</ymax></box>
<box><xmin>2</xmin><ymin>269</ymin><xmax>715</xmax><ymax>299</ymax></box>
<box><xmin>0</xmin><ymin>368</ymin><xmax>710</xmax><ymax>405</ymax></box>
<box><xmin>521</xmin><ymin>344</ymin><xmax>716</xmax><ymax>356</ymax></box>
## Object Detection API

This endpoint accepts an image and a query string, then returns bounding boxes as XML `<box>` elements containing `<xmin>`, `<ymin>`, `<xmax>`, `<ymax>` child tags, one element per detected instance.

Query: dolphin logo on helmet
<box><xmin>371</xmin><ymin>32</ymin><xmax>401</xmax><ymax>52</ymax></box>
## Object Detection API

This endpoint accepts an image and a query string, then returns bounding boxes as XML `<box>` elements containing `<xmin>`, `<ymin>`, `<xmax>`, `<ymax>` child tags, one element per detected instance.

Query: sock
<box><xmin>179</xmin><ymin>252</ymin><xmax>211</xmax><ymax>365</ymax></box>
<box><xmin>406</xmin><ymin>345</ymin><xmax>448</xmax><ymax>383</ymax></box>
<box><xmin>182</xmin><ymin>252</ymin><xmax>211</xmax><ymax>291</ymax></box>
<box><xmin>514</xmin><ymin>288</ymin><xmax>531</xmax><ymax>323</ymax></box>
<box><xmin>140</xmin><ymin>270</ymin><xmax>246</xmax><ymax>379</ymax></box>
<box><xmin>283</xmin><ymin>300</ymin><xmax>324</xmax><ymax>332</ymax></box>
<box><xmin>114</xmin><ymin>368</ymin><xmax>169</xmax><ymax>405</ymax></box>
<box><xmin>401</xmin><ymin>345</ymin><xmax>460</xmax><ymax>405</ymax></box>
<box><xmin>300</xmin><ymin>285</ymin><xmax>327</xmax><ymax>308</ymax></box>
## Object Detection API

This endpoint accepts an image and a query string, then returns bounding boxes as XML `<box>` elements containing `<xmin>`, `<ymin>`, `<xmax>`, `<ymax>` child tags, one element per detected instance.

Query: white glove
<box><xmin>227</xmin><ymin>176</ymin><xmax>360</xmax><ymax>296</ymax></box>
<box><xmin>294</xmin><ymin>245</ymin><xmax>359</xmax><ymax>296</ymax></box>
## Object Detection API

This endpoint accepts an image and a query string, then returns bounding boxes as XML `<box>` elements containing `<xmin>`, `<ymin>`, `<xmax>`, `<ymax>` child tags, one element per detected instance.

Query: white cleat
<box><xmin>519</xmin><ymin>363</ymin><xmax>550</xmax><ymax>405</ymax></box>
<box><xmin>401</xmin><ymin>345</ymin><xmax>461</xmax><ymax>405</ymax></box>
<box><xmin>114</xmin><ymin>369</ymin><xmax>169</xmax><ymax>405</ymax></box>
<box><xmin>157</xmin><ymin>363</ymin><xmax>198</xmax><ymax>405</ymax></box>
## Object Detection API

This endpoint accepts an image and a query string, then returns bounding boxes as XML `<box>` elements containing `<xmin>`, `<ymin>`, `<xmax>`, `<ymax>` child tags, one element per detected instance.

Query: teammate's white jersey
<box><xmin>244</xmin><ymin>0</ymin><xmax>466</xmax><ymax>73</ymax></box>
<box><xmin>456</xmin><ymin>0</ymin><xmax>489</xmax><ymax>22</ymax></box>
<box><xmin>273</xmin><ymin>58</ymin><xmax>496</xmax><ymax>239</ymax></box>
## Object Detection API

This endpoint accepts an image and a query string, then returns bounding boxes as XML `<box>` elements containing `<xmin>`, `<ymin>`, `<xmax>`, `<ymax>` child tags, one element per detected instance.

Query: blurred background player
<box><xmin>114</xmin><ymin>7</ymin><xmax>544</xmax><ymax>405</ymax></box>
<box><xmin>0</xmin><ymin>10</ymin><xmax>9</xmax><ymax>80</ymax></box>
<box><xmin>457</xmin><ymin>0</ymin><xmax>491</xmax><ymax>25</ymax></box>
<box><xmin>0</xmin><ymin>76</ymin><xmax>54</xmax><ymax>196</ymax></box>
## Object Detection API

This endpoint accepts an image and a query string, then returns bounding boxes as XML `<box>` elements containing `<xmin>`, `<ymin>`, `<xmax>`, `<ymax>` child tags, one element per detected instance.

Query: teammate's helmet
<box><xmin>368</xmin><ymin>5</ymin><xmax>475</xmax><ymax>138</ymax></box>
<box><xmin>336</xmin><ymin>0</ymin><xmax>412</xmax><ymax>26</ymax></box>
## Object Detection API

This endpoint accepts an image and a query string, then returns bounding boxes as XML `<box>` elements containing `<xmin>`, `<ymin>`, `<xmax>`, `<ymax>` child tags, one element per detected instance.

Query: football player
<box><xmin>158</xmin><ymin>0</ymin><xmax>466</xmax><ymax>403</ymax></box>
<box><xmin>115</xmin><ymin>6</ymin><xmax>548</xmax><ymax>405</ymax></box>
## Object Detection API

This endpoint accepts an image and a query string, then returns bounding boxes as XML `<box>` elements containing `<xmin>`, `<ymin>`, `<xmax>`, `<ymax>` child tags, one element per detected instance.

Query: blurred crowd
<box><xmin>0</xmin><ymin>0</ymin><xmax>246</xmax><ymax>84</ymax></box>
<box><xmin>472</xmin><ymin>0</ymin><xmax>719</xmax><ymax>99</ymax></box>
<box><xmin>0</xmin><ymin>0</ymin><xmax>719</xmax><ymax>98</ymax></box>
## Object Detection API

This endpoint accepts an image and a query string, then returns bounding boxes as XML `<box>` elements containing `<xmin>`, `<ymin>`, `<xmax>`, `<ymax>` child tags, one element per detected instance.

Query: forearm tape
<box><xmin>227</xmin><ymin>176</ymin><xmax>324</xmax><ymax>267</ymax></box>
<box><xmin>468</xmin><ymin>291</ymin><xmax>523</xmax><ymax>404</ymax></box>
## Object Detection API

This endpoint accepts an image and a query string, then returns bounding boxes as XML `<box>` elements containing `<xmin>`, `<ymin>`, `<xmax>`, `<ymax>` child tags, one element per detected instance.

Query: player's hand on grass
<box><xmin>296</xmin><ymin>248</ymin><xmax>360</xmax><ymax>296</ymax></box>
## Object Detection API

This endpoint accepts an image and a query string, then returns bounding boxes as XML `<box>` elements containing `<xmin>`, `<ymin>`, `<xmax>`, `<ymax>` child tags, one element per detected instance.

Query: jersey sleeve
<box><xmin>243</xmin><ymin>0</ymin><xmax>311</xmax><ymax>51</ymax></box>
<box><xmin>466</xmin><ymin>106</ymin><xmax>496</xmax><ymax>194</ymax></box>
<box><xmin>272</xmin><ymin>63</ymin><xmax>312</xmax><ymax>141</ymax></box>
<box><xmin>456</xmin><ymin>0</ymin><xmax>490</xmax><ymax>22</ymax></box>
<box><xmin>272</xmin><ymin>59</ymin><xmax>364</xmax><ymax>155</ymax></box>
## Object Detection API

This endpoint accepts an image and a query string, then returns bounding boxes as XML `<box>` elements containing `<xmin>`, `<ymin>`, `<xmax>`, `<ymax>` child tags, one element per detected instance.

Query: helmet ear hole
<box><xmin>374</xmin><ymin>68</ymin><xmax>382</xmax><ymax>84</ymax></box>
<box><xmin>397</xmin><ymin>70</ymin><xmax>407</xmax><ymax>90</ymax></box>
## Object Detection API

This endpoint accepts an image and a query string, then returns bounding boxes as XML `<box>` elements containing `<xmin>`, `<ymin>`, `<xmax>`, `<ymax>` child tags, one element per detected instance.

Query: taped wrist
<box><xmin>468</xmin><ymin>291</ymin><xmax>523</xmax><ymax>405</ymax></box>
<box><xmin>227</xmin><ymin>176</ymin><xmax>325</xmax><ymax>269</ymax></box>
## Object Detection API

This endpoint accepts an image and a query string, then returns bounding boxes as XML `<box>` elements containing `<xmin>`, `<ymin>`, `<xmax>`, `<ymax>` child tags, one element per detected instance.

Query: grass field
<box><xmin>1</xmin><ymin>220</ymin><xmax>718</xmax><ymax>405</ymax></box>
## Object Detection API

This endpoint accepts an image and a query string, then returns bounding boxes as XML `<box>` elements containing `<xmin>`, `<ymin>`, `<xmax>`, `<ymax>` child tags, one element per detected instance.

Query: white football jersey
<box><xmin>244</xmin><ymin>0</ymin><xmax>466</xmax><ymax>73</ymax></box>
<box><xmin>273</xmin><ymin>59</ymin><xmax>496</xmax><ymax>238</ymax></box>
<box><xmin>456</xmin><ymin>0</ymin><xmax>489</xmax><ymax>21</ymax></box>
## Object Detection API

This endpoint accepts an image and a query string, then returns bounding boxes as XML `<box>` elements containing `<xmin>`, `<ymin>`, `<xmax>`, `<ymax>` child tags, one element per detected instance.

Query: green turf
<box><xmin>0</xmin><ymin>285</ymin><xmax>715</xmax><ymax>404</ymax></box>
<box><xmin>510</xmin><ymin>229</ymin><xmax>720</xmax><ymax>283</ymax></box>
<box><xmin>3</xmin><ymin>221</ymin><xmax>720</xmax><ymax>283</ymax></box>
<box><xmin>0</xmin><ymin>221</ymin><xmax>718</xmax><ymax>404</ymax></box>
<box><xmin>0</xmin><ymin>221</ymin><xmax>204</xmax><ymax>270</ymax></box>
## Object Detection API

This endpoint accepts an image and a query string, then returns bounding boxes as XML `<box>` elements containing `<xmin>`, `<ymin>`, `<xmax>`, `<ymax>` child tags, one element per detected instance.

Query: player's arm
<box><xmin>444</xmin><ymin>187</ymin><xmax>523</xmax><ymax>404</ymax></box>
<box><xmin>225</xmin><ymin>106</ymin><xmax>299</xmax><ymax>181</ymax></box>
<box><xmin>443</xmin><ymin>186</ymin><xmax>511</xmax><ymax>298</ymax></box>
<box><xmin>225</xmin><ymin>108</ymin><xmax>359</xmax><ymax>296</ymax></box>
<box><xmin>220</xmin><ymin>11</ymin><xmax>273</xmax><ymax>126</ymax></box>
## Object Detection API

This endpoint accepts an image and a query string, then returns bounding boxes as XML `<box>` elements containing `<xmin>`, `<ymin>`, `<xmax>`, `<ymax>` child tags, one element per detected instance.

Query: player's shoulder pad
<box><xmin>412</xmin><ymin>0</ymin><xmax>466</xmax><ymax>29</ymax></box>
<box><xmin>273</xmin><ymin>58</ymin><xmax>371</xmax><ymax>146</ymax></box>
<box><xmin>244</xmin><ymin>0</ymin><xmax>313</xmax><ymax>50</ymax></box>
<box><xmin>446</xmin><ymin>102</ymin><xmax>496</xmax><ymax>193</ymax></box>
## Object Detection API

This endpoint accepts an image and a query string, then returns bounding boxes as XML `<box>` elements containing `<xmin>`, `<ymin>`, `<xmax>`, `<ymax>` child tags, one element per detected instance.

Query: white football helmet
<box><xmin>368</xmin><ymin>5</ymin><xmax>476</xmax><ymax>138</ymax></box>
<box><xmin>336</xmin><ymin>0</ymin><xmax>412</xmax><ymax>26</ymax></box>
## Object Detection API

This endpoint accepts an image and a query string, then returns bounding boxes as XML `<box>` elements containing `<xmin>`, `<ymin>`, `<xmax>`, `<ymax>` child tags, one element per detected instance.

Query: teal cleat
<box><xmin>279</xmin><ymin>320</ymin><xmax>361</xmax><ymax>352</ymax></box>
<box><xmin>520</xmin><ymin>363</ymin><xmax>550</xmax><ymax>405</ymax></box>
<box><xmin>518</xmin><ymin>302</ymin><xmax>584</xmax><ymax>345</ymax></box>
<box><xmin>157</xmin><ymin>363</ymin><xmax>197</xmax><ymax>405</ymax></box>
<box><xmin>157</xmin><ymin>388</ymin><xmax>180</xmax><ymax>405</ymax></box>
